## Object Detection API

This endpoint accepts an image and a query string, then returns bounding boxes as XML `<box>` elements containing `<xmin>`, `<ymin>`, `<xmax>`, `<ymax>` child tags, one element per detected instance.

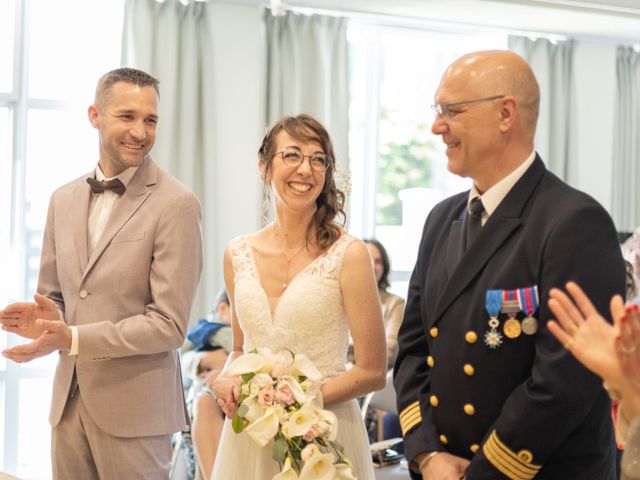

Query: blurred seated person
<box><xmin>180</xmin><ymin>290</ymin><xmax>231</xmax><ymax>480</ymax></box>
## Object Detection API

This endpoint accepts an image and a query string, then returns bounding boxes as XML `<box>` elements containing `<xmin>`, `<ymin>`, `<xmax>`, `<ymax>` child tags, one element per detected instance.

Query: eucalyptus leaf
<box><xmin>231</xmin><ymin>414</ymin><xmax>247</xmax><ymax>433</ymax></box>
<box><xmin>236</xmin><ymin>404</ymin><xmax>249</xmax><ymax>418</ymax></box>
<box><xmin>272</xmin><ymin>437</ymin><xmax>288</xmax><ymax>463</ymax></box>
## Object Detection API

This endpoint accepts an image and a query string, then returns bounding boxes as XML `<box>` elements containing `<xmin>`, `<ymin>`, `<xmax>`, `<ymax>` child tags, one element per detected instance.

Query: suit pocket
<box><xmin>112</xmin><ymin>231</ymin><xmax>146</xmax><ymax>243</ymax></box>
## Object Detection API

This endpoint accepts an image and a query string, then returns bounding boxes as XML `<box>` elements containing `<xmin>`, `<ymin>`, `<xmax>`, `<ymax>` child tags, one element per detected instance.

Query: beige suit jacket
<box><xmin>38</xmin><ymin>157</ymin><xmax>203</xmax><ymax>438</ymax></box>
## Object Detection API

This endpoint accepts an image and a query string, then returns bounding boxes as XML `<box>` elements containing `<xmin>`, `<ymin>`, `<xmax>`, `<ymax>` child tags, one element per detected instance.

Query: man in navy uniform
<box><xmin>394</xmin><ymin>49</ymin><xmax>625</xmax><ymax>479</ymax></box>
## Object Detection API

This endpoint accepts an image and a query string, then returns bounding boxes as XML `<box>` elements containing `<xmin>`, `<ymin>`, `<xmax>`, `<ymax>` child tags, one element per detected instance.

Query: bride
<box><xmin>210</xmin><ymin>114</ymin><xmax>387</xmax><ymax>479</ymax></box>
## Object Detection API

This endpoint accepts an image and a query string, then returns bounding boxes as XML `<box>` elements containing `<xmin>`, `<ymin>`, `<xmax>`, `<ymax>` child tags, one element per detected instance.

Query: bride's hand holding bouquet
<box><xmin>212</xmin><ymin>372</ymin><xmax>242</xmax><ymax>418</ymax></box>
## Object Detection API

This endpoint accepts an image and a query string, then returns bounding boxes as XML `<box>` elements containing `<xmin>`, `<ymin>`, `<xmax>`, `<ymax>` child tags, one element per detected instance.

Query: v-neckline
<box><xmin>244</xmin><ymin>237</ymin><xmax>329</xmax><ymax>321</ymax></box>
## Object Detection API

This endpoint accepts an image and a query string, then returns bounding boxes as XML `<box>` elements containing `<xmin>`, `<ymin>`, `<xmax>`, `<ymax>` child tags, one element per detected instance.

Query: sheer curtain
<box><xmin>508</xmin><ymin>36</ymin><xmax>577</xmax><ymax>184</ymax></box>
<box><xmin>265</xmin><ymin>10</ymin><xmax>349</xmax><ymax>169</ymax></box>
<box><xmin>612</xmin><ymin>46</ymin><xmax>640</xmax><ymax>231</ymax></box>
<box><xmin>122</xmin><ymin>0</ymin><xmax>215</xmax><ymax>319</ymax></box>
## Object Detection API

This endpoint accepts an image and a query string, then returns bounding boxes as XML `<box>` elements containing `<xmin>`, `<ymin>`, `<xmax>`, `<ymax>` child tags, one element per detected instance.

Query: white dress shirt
<box><xmin>468</xmin><ymin>150</ymin><xmax>536</xmax><ymax>225</ymax></box>
<box><xmin>67</xmin><ymin>165</ymin><xmax>138</xmax><ymax>355</ymax></box>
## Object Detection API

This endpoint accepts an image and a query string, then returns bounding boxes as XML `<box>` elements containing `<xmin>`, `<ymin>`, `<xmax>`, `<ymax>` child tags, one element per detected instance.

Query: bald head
<box><xmin>441</xmin><ymin>50</ymin><xmax>540</xmax><ymax>139</ymax></box>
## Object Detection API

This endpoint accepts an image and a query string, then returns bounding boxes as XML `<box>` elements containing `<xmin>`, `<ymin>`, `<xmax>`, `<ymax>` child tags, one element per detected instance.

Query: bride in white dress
<box><xmin>211</xmin><ymin>114</ymin><xmax>387</xmax><ymax>479</ymax></box>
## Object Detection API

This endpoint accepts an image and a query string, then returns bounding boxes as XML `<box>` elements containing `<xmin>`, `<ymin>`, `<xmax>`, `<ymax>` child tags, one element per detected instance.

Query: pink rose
<box><xmin>258</xmin><ymin>387</ymin><xmax>275</xmax><ymax>406</ymax></box>
<box><xmin>275</xmin><ymin>381</ymin><xmax>296</xmax><ymax>407</ymax></box>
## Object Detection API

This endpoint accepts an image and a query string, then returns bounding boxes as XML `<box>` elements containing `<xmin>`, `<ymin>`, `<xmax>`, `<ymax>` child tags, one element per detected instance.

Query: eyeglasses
<box><xmin>275</xmin><ymin>148</ymin><xmax>330</xmax><ymax>172</ymax></box>
<box><xmin>431</xmin><ymin>95</ymin><xmax>505</xmax><ymax>117</ymax></box>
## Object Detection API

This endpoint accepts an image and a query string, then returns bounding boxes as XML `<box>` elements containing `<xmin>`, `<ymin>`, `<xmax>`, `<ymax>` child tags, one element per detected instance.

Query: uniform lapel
<box><xmin>82</xmin><ymin>158</ymin><xmax>157</xmax><ymax>282</ymax></box>
<box><xmin>432</xmin><ymin>156</ymin><xmax>547</xmax><ymax>326</ymax></box>
<box><xmin>446</xmin><ymin>204</ymin><xmax>467</xmax><ymax>276</ymax></box>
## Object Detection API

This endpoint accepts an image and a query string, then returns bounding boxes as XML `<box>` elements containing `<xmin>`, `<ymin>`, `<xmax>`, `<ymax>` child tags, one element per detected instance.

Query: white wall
<box><xmin>573</xmin><ymin>41</ymin><xmax>618</xmax><ymax>213</ymax></box>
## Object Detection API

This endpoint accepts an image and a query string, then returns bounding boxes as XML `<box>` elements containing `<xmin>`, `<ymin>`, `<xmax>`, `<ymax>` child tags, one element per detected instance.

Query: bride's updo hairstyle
<box><xmin>258</xmin><ymin>114</ymin><xmax>346</xmax><ymax>249</ymax></box>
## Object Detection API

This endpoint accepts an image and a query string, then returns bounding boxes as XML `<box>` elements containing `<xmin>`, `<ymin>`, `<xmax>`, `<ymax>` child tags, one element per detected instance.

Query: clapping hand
<box><xmin>1</xmin><ymin>294</ymin><xmax>71</xmax><ymax>363</ymax></box>
<box><xmin>547</xmin><ymin>282</ymin><xmax>640</xmax><ymax>415</ymax></box>
<box><xmin>0</xmin><ymin>293</ymin><xmax>60</xmax><ymax>339</ymax></box>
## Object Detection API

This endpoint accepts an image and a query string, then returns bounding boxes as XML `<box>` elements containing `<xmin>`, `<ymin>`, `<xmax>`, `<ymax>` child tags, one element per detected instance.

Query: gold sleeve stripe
<box><xmin>483</xmin><ymin>430</ymin><xmax>541</xmax><ymax>480</ymax></box>
<box><xmin>400</xmin><ymin>412</ymin><xmax>421</xmax><ymax>435</ymax></box>
<box><xmin>399</xmin><ymin>401</ymin><xmax>422</xmax><ymax>435</ymax></box>
<box><xmin>399</xmin><ymin>401</ymin><xmax>420</xmax><ymax>421</ymax></box>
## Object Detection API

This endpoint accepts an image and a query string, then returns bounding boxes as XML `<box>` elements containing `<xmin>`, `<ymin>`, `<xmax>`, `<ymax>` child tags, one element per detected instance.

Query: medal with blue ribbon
<box><xmin>502</xmin><ymin>289</ymin><xmax>522</xmax><ymax>339</ymax></box>
<box><xmin>484</xmin><ymin>289</ymin><xmax>503</xmax><ymax>349</ymax></box>
<box><xmin>518</xmin><ymin>286</ymin><xmax>539</xmax><ymax>335</ymax></box>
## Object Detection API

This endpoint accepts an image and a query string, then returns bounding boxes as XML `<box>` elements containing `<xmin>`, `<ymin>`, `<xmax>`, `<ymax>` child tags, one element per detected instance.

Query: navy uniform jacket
<box><xmin>394</xmin><ymin>156</ymin><xmax>625</xmax><ymax>480</ymax></box>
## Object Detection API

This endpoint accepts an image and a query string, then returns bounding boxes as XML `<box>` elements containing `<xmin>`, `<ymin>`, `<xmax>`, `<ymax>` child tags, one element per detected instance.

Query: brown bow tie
<box><xmin>86</xmin><ymin>177</ymin><xmax>126</xmax><ymax>195</ymax></box>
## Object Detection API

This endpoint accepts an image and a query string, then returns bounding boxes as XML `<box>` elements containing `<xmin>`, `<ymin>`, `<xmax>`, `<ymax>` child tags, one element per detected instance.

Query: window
<box><xmin>348</xmin><ymin>23</ymin><xmax>507</xmax><ymax>296</ymax></box>
<box><xmin>1</xmin><ymin>1</ymin><xmax>124</xmax><ymax>477</ymax></box>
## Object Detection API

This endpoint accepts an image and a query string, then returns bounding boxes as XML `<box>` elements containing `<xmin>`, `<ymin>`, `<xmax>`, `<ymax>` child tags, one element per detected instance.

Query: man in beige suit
<box><xmin>0</xmin><ymin>68</ymin><xmax>203</xmax><ymax>479</ymax></box>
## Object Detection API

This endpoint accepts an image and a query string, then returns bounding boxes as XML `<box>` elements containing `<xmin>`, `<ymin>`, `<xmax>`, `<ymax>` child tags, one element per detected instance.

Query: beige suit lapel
<box><xmin>73</xmin><ymin>175</ymin><xmax>92</xmax><ymax>273</ymax></box>
<box><xmin>82</xmin><ymin>158</ymin><xmax>157</xmax><ymax>282</ymax></box>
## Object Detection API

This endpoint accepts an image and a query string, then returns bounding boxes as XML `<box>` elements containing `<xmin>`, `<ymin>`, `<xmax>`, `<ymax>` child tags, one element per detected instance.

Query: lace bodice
<box><xmin>229</xmin><ymin>234</ymin><xmax>355</xmax><ymax>379</ymax></box>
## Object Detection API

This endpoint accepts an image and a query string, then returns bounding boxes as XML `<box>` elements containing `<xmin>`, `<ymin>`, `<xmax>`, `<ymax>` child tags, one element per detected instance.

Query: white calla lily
<box><xmin>281</xmin><ymin>376</ymin><xmax>310</xmax><ymax>404</ymax></box>
<box><xmin>244</xmin><ymin>407</ymin><xmax>280</xmax><ymax>447</ymax></box>
<box><xmin>318</xmin><ymin>409</ymin><xmax>338</xmax><ymax>441</ymax></box>
<box><xmin>242</xmin><ymin>395</ymin><xmax>266</xmax><ymax>423</ymax></box>
<box><xmin>285</xmin><ymin>403</ymin><xmax>317</xmax><ymax>438</ymax></box>
<box><xmin>298</xmin><ymin>453</ymin><xmax>335</xmax><ymax>480</ymax></box>
<box><xmin>293</xmin><ymin>354</ymin><xmax>323</xmax><ymax>383</ymax></box>
<box><xmin>272</xmin><ymin>457</ymin><xmax>299</xmax><ymax>480</ymax></box>
<box><xmin>335</xmin><ymin>463</ymin><xmax>357</xmax><ymax>480</ymax></box>
<box><xmin>225</xmin><ymin>353</ymin><xmax>265</xmax><ymax>376</ymax></box>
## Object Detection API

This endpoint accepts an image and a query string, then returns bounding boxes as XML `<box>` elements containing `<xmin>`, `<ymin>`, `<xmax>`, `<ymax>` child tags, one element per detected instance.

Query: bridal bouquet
<box><xmin>226</xmin><ymin>347</ymin><xmax>357</xmax><ymax>480</ymax></box>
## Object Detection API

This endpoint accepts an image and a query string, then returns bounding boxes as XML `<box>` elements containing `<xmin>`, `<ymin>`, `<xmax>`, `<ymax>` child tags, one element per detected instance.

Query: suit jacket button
<box><xmin>430</xmin><ymin>395</ymin><xmax>439</xmax><ymax>407</ymax></box>
<box><xmin>427</xmin><ymin>356</ymin><xmax>435</xmax><ymax>367</ymax></box>
<box><xmin>465</xmin><ymin>331</ymin><xmax>478</xmax><ymax>344</ymax></box>
<box><xmin>464</xmin><ymin>403</ymin><xmax>476</xmax><ymax>416</ymax></box>
<box><xmin>439</xmin><ymin>434</ymin><xmax>448</xmax><ymax>444</ymax></box>
<box><xmin>430</xmin><ymin>327</ymin><xmax>438</xmax><ymax>338</ymax></box>
<box><xmin>79</xmin><ymin>290</ymin><xmax>88</xmax><ymax>299</ymax></box>
<box><xmin>464</xmin><ymin>364</ymin><xmax>475</xmax><ymax>376</ymax></box>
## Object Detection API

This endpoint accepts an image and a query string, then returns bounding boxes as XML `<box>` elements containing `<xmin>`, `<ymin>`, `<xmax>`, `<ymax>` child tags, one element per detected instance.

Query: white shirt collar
<box><xmin>95</xmin><ymin>164</ymin><xmax>139</xmax><ymax>188</ymax></box>
<box><xmin>468</xmin><ymin>150</ymin><xmax>536</xmax><ymax>218</ymax></box>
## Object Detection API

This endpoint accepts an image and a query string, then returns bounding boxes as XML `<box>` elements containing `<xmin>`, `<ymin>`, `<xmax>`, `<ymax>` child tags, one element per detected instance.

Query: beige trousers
<box><xmin>51</xmin><ymin>387</ymin><xmax>172</xmax><ymax>480</ymax></box>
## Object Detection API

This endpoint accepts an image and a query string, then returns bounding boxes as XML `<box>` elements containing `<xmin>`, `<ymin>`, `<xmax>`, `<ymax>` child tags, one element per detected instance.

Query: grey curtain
<box><xmin>265</xmin><ymin>10</ymin><xmax>349</xmax><ymax>169</ymax></box>
<box><xmin>508</xmin><ymin>36</ymin><xmax>577</xmax><ymax>184</ymax></box>
<box><xmin>122</xmin><ymin>0</ymin><xmax>215</xmax><ymax>320</ymax></box>
<box><xmin>612</xmin><ymin>46</ymin><xmax>640</xmax><ymax>231</ymax></box>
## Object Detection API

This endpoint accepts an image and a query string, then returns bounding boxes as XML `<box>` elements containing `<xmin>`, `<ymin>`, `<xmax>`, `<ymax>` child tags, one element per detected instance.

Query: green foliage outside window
<box><xmin>377</xmin><ymin>119</ymin><xmax>437</xmax><ymax>225</ymax></box>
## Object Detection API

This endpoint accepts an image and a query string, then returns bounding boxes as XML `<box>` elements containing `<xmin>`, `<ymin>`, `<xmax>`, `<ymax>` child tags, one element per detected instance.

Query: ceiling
<box><xmin>269</xmin><ymin>0</ymin><xmax>640</xmax><ymax>42</ymax></box>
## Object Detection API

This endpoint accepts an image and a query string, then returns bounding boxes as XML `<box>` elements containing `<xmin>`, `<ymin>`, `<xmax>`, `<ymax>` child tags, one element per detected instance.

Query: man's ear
<box><xmin>497</xmin><ymin>97</ymin><xmax>517</xmax><ymax>133</ymax></box>
<box><xmin>88</xmin><ymin>105</ymin><xmax>100</xmax><ymax>129</ymax></box>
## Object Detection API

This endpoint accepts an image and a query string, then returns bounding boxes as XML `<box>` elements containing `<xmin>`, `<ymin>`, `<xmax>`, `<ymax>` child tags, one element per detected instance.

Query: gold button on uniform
<box><xmin>427</xmin><ymin>356</ymin><xmax>435</xmax><ymax>367</ymax></box>
<box><xmin>470</xmin><ymin>444</ymin><xmax>479</xmax><ymax>453</ymax></box>
<box><xmin>464</xmin><ymin>364</ymin><xmax>475</xmax><ymax>376</ymax></box>
<box><xmin>430</xmin><ymin>395</ymin><xmax>439</xmax><ymax>407</ymax></box>
<box><xmin>465</xmin><ymin>331</ymin><xmax>478</xmax><ymax>344</ymax></box>
<box><xmin>79</xmin><ymin>290</ymin><xmax>88</xmax><ymax>299</ymax></box>
<box><xmin>439</xmin><ymin>434</ymin><xmax>448</xmax><ymax>444</ymax></box>
<box><xmin>464</xmin><ymin>403</ymin><xmax>476</xmax><ymax>416</ymax></box>
<box><xmin>430</xmin><ymin>327</ymin><xmax>438</xmax><ymax>338</ymax></box>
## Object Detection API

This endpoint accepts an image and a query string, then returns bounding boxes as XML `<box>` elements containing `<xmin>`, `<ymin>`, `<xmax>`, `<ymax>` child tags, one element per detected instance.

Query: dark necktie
<box><xmin>86</xmin><ymin>177</ymin><xmax>126</xmax><ymax>195</ymax></box>
<box><xmin>466</xmin><ymin>197</ymin><xmax>485</xmax><ymax>248</ymax></box>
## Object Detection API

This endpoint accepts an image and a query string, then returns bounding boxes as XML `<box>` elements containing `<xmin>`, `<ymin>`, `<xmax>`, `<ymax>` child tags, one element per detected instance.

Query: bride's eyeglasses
<box><xmin>275</xmin><ymin>148</ymin><xmax>330</xmax><ymax>172</ymax></box>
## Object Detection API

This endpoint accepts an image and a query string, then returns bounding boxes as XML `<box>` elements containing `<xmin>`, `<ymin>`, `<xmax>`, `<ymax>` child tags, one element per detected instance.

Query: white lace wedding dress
<box><xmin>211</xmin><ymin>233</ymin><xmax>375</xmax><ymax>479</ymax></box>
